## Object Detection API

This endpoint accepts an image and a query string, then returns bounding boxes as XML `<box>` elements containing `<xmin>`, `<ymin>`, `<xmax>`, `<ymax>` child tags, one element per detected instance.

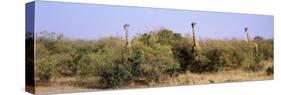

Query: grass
<box><xmin>147</xmin><ymin>61</ymin><xmax>273</xmax><ymax>87</ymax></box>
<box><xmin>35</xmin><ymin>86</ymin><xmax>92</xmax><ymax>94</ymax></box>
<box><xmin>160</xmin><ymin>69</ymin><xmax>273</xmax><ymax>86</ymax></box>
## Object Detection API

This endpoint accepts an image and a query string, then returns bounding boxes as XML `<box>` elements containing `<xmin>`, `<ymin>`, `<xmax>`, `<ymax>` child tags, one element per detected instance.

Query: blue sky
<box><xmin>33</xmin><ymin>1</ymin><xmax>273</xmax><ymax>40</ymax></box>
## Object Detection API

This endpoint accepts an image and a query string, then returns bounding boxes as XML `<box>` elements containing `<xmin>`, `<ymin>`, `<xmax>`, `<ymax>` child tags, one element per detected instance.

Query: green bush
<box><xmin>35</xmin><ymin>55</ymin><xmax>59</xmax><ymax>85</ymax></box>
<box><xmin>100</xmin><ymin>64</ymin><xmax>131</xmax><ymax>88</ymax></box>
<box><xmin>232</xmin><ymin>48</ymin><xmax>247</xmax><ymax>67</ymax></box>
<box><xmin>134</xmin><ymin>44</ymin><xmax>180</xmax><ymax>81</ymax></box>
<box><xmin>34</xmin><ymin>30</ymin><xmax>273</xmax><ymax>88</ymax></box>
<box><xmin>255</xmin><ymin>38</ymin><xmax>273</xmax><ymax>60</ymax></box>
<box><xmin>130</xmin><ymin>33</ymin><xmax>181</xmax><ymax>82</ymax></box>
<box><xmin>206</xmin><ymin>48</ymin><xmax>232</xmax><ymax>71</ymax></box>
<box><xmin>172</xmin><ymin>43</ymin><xmax>194</xmax><ymax>71</ymax></box>
<box><xmin>266</xmin><ymin>66</ymin><xmax>274</xmax><ymax>75</ymax></box>
<box><xmin>35</xmin><ymin>59</ymin><xmax>53</xmax><ymax>84</ymax></box>
<box><xmin>188</xmin><ymin>55</ymin><xmax>213</xmax><ymax>73</ymax></box>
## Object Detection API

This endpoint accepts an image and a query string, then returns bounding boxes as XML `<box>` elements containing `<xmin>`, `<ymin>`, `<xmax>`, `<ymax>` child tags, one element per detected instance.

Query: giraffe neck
<box><xmin>246</xmin><ymin>31</ymin><xmax>253</xmax><ymax>44</ymax></box>
<box><xmin>192</xmin><ymin>28</ymin><xmax>198</xmax><ymax>48</ymax></box>
<box><xmin>124</xmin><ymin>29</ymin><xmax>129</xmax><ymax>48</ymax></box>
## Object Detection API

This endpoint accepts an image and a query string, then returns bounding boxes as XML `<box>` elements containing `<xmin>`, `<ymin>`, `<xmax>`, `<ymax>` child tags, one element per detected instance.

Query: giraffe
<box><xmin>123</xmin><ymin>24</ymin><xmax>130</xmax><ymax>49</ymax></box>
<box><xmin>244</xmin><ymin>27</ymin><xmax>262</xmax><ymax>67</ymax></box>
<box><xmin>122</xmin><ymin>24</ymin><xmax>130</xmax><ymax>64</ymax></box>
<box><xmin>191</xmin><ymin>22</ymin><xmax>200</xmax><ymax>53</ymax></box>
<box><xmin>244</xmin><ymin>27</ymin><xmax>259</xmax><ymax>54</ymax></box>
<box><xmin>191</xmin><ymin>22</ymin><xmax>200</xmax><ymax>63</ymax></box>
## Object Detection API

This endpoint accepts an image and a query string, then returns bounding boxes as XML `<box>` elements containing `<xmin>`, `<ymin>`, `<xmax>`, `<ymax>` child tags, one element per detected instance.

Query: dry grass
<box><xmin>122</xmin><ymin>69</ymin><xmax>273</xmax><ymax>89</ymax></box>
<box><xmin>34</xmin><ymin>76</ymin><xmax>102</xmax><ymax>94</ymax></box>
<box><xmin>155</xmin><ymin>61</ymin><xmax>274</xmax><ymax>87</ymax></box>
<box><xmin>35</xmin><ymin>86</ymin><xmax>93</xmax><ymax>95</ymax></box>
<box><xmin>35</xmin><ymin>77</ymin><xmax>87</xmax><ymax>94</ymax></box>
<box><xmin>126</xmin><ymin>61</ymin><xmax>273</xmax><ymax>88</ymax></box>
<box><xmin>160</xmin><ymin>69</ymin><xmax>273</xmax><ymax>86</ymax></box>
<box><xmin>35</xmin><ymin>70</ymin><xmax>273</xmax><ymax>94</ymax></box>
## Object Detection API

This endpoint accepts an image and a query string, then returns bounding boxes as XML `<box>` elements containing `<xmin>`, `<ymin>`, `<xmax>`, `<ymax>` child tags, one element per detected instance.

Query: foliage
<box><xmin>130</xmin><ymin>30</ymin><xmax>181</xmax><ymax>82</ymax></box>
<box><xmin>100</xmin><ymin>64</ymin><xmax>131</xmax><ymax>88</ymax></box>
<box><xmin>34</xmin><ymin>29</ymin><xmax>273</xmax><ymax>88</ymax></box>
<box><xmin>266</xmin><ymin>66</ymin><xmax>274</xmax><ymax>75</ymax></box>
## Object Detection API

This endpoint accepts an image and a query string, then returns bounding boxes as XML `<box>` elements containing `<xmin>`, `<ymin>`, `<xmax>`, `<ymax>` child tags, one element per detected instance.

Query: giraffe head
<box><xmin>191</xmin><ymin>22</ymin><xmax>197</xmax><ymax>29</ymax></box>
<box><xmin>244</xmin><ymin>27</ymin><xmax>248</xmax><ymax>32</ymax></box>
<box><xmin>123</xmin><ymin>24</ymin><xmax>129</xmax><ymax>30</ymax></box>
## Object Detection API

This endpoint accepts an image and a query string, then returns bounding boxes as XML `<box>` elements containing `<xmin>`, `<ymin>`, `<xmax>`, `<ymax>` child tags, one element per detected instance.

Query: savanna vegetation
<box><xmin>33</xmin><ymin>28</ymin><xmax>273</xmax><ymax>93</ymax></box>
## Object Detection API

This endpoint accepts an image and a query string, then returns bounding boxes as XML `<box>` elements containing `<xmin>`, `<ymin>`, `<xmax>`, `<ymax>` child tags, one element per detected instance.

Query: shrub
<box><xmin>166</xmin><ymin>67</ymin><xmax>181</xmax><ymax>77</ymax></box>
<box><xmin>172</xmin><ymin>44</ymin><xmax>194</xmax><ymax>71</ymax></box>
<box><xmin>135</xmin><ymin>44</ymin><xmax>180</xmax><ymax>81</ymax></box>
<box><xmin>55</xmin><ymin>54</ymin><xmax>79</xmax><ymax>76</ymax></box>
<box><xmin>35</xmin><ymin>60</ymin><xmax>52</xmax><ymax>84</ymax></box>
<box><xmin>248</xmin><ymin>64</ymin><xmax>263</xmax><ymax>72</ymax></box>
<box><xmin>254</xmin><ymin>51</ymin><xmax>265</xmax><ymax>64</ymax></box>
<box><xmin>206</xmin><ymin>48</ymin><xmax>232</xmax><ymax>71</ymax></box>
<box><xmin>34</xmin><ymin>31</ymin><xmax>273</xmax><ymax>88</ymax></box>
<box><xmin>35</xmin><ymin>55</ymin><xmax>58</xmax><ymax>85</ymax></box>
<box><xmin>100</xmin><ymin>64</ymin><xmax>131</xmax><ymax>88</ymax></box>
<box><xmin>130</xmin><ymin>36</ymin><xmax>180</xmax><ymax>82</ymax></box>
<box><xmin>255</xmin><ymin>38</ymin><xmax>273</xmax><ymax>60</ymax></box>
<box><xmin>232</xmin><ymin>48</ymin><xmax>247</xmax><ymax>67</ymax></box>
<box><xmin>189</xmin><ymin>55</ymin><xmax>212</xmax><ymax>73</ymax></box>
<box><xmin>266</xmin><ymin>66</ymin><xmax>274</xmax><ymax>75</ymax></box>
